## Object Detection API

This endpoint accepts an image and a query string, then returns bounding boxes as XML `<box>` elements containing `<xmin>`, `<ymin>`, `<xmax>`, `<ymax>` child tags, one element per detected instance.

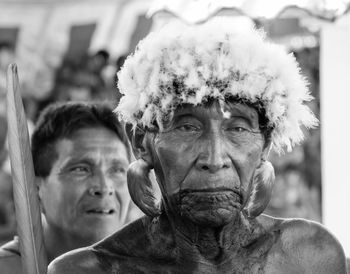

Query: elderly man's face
<box><xmin>150</xmin><ymin>100</ymin><xmax>267</xmax><ymax>226</ymax></box>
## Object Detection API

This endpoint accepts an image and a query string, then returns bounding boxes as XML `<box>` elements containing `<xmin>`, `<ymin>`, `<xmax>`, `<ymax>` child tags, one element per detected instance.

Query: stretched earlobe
<box><xmin>125</xmin><ymin>123</ymin><xmax>153</xmax><ymax>164</ymax></box>
<box><xmin>127</xmin><ymin>158</ymin><xmax>161</xmax><ymax>218</ymax></box>
<box><xmin>242</xmin><ymin>160</ymin><xmax>275</xmax><ymax>218</ymax></box>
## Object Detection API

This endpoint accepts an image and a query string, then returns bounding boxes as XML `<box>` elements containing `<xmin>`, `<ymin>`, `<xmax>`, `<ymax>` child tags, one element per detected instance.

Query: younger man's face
<box><xmin>38</xmin><ymin>127</ymin><xmax>130</xmax><ymax>243</ymax></box>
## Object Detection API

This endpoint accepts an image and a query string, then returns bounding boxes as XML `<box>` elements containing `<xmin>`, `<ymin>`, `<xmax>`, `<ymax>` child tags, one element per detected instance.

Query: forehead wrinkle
<box><xmin>64</xmin><ymin>154</ymin><xmax>97</xmax><ymax>167</ymax></box>
<box><xmin>63</xmin><ymin>141</ymin><xmax>122</xmax><ymax>168</ymax></box>
<box><xmin>110</xmin><ymin>158</ymin><xmax>129</xmax><ymax>167</ymax></box>
<box><xmin>172</xmin><ymin>102</ymin><xmax>259</xmax><ymax>125</ymax></box>
<box><xmin>68</xmin><ymin>147</ymin><xmax>126</xmax><ymax>166</ymax></box>
<box><xmin>224</xmin><ymin>102</ymin><xmax>259</xmax><ymax>121</ymax></box>
<box><xmin>173</xmin><ymin>104</ymin><xmax>222</xmax><ymax>121</ymax></box>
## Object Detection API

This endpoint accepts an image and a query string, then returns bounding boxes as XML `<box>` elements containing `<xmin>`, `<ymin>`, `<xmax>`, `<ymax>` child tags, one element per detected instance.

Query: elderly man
<box><xmin>0</xmin><ymin>102</ymin><xmax>134</xmax><ymax>273</ymax></box>
<box><xmin>49</xmin><ymin>18</ymin><xmax>347</xmax><ymax>273</ymax></box>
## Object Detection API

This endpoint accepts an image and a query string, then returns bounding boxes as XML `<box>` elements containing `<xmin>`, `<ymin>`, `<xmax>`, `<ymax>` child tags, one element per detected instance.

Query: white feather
<box><xmin>115</xmin><ymin>17</ymin><xmax>318</xmax><ymax>152</ymax></box>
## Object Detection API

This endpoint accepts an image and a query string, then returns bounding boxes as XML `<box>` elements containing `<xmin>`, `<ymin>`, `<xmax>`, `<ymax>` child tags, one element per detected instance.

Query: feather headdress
<box><xmin>116</xmin><ymin>17</ymin><xmax>318</xmax><ymax>152</ymax></box>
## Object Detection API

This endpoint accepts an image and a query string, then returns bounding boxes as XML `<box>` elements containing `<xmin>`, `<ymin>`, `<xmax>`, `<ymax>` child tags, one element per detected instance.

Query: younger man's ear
<box><xmin>35</xmin><ymin>177</ymin><xmax>45</xmax><ymax>212</ymax></box>
<box><xmin>125</xmin><ymin>123</ymin><xmax>153</xmax><ymax>165</ymax></box>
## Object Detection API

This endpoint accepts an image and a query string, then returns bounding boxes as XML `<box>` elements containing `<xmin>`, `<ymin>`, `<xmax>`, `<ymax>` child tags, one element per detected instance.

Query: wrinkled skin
<box><xmin>127</xmin><ymin>159</ymin><xmax>161</xmax><ymax>217</ymax></box>
<box><xmin>48</xmin><ymin>102</ymin><xmax>346</xmax><ymax>274</ymax></box>
<box><xmin>150</xmin><ymin>101</ymin><xmax>266</xmax><ymax>228</ymax></box>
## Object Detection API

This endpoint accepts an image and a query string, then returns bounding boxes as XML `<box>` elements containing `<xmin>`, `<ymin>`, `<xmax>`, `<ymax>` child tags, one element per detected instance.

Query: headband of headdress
<box><xmin>115</xmin><ymin>17</ymin><xmax>318</xmax><ymax>152</ymax></box>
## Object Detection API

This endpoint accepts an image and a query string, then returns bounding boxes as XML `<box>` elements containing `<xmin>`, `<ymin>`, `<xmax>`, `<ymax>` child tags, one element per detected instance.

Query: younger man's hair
<box><xmin>32</xmin><ymin>102</ymin><xmax>131</xmax><ymax>178</ymax></box>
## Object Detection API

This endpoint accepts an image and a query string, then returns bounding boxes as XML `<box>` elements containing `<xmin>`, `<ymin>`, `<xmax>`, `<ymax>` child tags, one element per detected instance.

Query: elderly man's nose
<box><xmin>196</xmin><ymin>134</ymin><xmax>230</xmax><ymax>172</ymax></box>
<box><xmin>88</xmin><ymin>175</ymin><xmax>114</xmax><ymax>197</ymax></box>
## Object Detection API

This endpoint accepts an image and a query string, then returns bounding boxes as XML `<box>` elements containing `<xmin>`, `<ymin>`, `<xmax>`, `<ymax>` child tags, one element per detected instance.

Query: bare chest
<box><xmin>96</xmin><ymin>248</ymin><xmax>293</xmax><ymax>274</ymax></box>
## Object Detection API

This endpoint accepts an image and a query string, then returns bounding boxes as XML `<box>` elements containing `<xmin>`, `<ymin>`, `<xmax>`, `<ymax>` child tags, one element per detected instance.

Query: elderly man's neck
<box><xmin>162</xmin><ymin>210</ymin><xmax>268</xmax><ymax>263</ymax></box>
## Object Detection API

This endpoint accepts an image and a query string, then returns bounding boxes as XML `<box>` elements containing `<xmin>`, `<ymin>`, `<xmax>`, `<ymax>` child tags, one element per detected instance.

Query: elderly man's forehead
<box><xmin>172</xmin><ymin>100</ymin><xmax>260</xmax><ymax>120</ymax></box>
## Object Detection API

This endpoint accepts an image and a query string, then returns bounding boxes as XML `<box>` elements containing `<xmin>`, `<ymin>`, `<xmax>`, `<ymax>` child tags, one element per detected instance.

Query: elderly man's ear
<box><xmin>125</xmin><ymin>124</ymin><xmax>153</xmax><ymax>166</ymax></box>
<box><xmin>262</xmin><ymin>138</ymin><xmax>273</xmax><ymax>161</ymax></box>
<box><xmin>125</xmin><ymin>124</ymin><xmax>161</xmax><ymax>218</ymax></box>
<box><xmin>243</xmin><ymin>141</ymin><xmax>275</xmax><ymax>218</ymax></box>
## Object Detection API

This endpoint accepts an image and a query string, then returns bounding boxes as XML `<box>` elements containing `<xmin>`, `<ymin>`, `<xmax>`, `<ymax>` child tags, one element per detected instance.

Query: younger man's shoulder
<box><xmin>49</xmin><ymin>216</ymin><xmax>151</xmax><ymax>274</ymax></box>
<box><xmin>94</xmin><ymin>215</ymin><xmax>153</xmax><ymax>256</ymax></box>
<box><xmin>264</xmin><ymin>216</ymin><xmax>347</xmax><ymax>273</ymax></box>
<box><xmin>48</xmin><ymin>247</ymin><xmax>101</xmax><ymax>274</ymax></box>
<box><xmin>0</xmin><ymin>236</ymin><xmax>22</xmax><ymax>274</ymax></box>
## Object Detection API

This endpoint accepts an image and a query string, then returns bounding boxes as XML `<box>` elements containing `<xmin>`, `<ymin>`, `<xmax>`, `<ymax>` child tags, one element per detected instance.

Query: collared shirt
<box><xmin>0</xmin><ymin>236</ymin><xmax>22</xmax><ymax>274</ymax></box>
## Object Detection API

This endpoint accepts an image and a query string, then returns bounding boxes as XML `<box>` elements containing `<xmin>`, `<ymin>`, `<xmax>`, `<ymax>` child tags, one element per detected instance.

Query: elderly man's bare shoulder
<box><xmin>259</xmin><ymin>215</ymin><xmax>347</xmax><ymax>273</ymax></box>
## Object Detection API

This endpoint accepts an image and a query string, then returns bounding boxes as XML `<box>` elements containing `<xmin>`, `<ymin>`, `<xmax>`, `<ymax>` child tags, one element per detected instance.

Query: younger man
<box><xmin>0</xmin><ymin>102</ymin><xmax>134</xmax><ymax>273</ymax></box>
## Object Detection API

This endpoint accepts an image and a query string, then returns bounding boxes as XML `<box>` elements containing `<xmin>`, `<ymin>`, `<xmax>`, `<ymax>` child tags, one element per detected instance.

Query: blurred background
<box><xmin>0</xmin><ymin>0</ymin><xmax>349</xmax><ymax>256</ymax></box>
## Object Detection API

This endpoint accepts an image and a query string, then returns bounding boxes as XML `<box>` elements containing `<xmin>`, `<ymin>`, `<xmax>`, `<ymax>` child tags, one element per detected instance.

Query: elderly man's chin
<box><xmin>182</xmin><ymin>207</ymin><xmax>240</xmax><ymax>227</ymax></box>
<box><xmin>177</xmin><ymin>190</ymin><xmax>242</xmax><ymax>227</ymax></box>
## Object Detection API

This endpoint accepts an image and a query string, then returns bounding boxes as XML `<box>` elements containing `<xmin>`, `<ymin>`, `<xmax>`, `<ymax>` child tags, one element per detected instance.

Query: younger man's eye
<box><xmin>70</xmin><ymin>165</ymin><xmax>90</xmax><ymax>174</ymax></box>
<box><xmin>110</xmin><ymin>166</ymin><xmax>126</xmax><ymax>174</ymax></box>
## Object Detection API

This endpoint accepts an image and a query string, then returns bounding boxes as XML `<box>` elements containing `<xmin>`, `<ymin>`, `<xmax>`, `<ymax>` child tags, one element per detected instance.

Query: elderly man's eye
<box><xmin>176</xmin><ymin>124</ymin><xmax>200</xmax><ymax>132</ymax></box>
<box><xmin>230</xmin><ymin>127</ymin><xmax>245</xmax><ymax>132</ymax></box>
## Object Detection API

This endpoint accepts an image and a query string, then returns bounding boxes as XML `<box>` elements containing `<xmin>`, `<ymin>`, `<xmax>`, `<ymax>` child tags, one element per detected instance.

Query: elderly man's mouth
<box><xmin>180</xmin><ymin>187</ymin><xmax>243</xmax><ymax>203</ymax></box>
<box><xmin>178</xmin><ymin>187</ymin><xmax>243</xmax><ymax>213</ymax></box>
<box><xmin>175</xmin><ymin>188</ymin><xmax>243</xmax><ymax>226</ymax></box>
<box><xmin>181</xmin><ymin>175</ymin><xmax>241</xmax><ymax>193</ymax></box>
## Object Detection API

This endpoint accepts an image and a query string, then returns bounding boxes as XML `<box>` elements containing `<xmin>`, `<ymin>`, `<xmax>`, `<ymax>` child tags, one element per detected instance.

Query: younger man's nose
<box><xmin>88</xmin><ymin>173</ymin><xmax>114</xmax><ymax>197</ymax></box>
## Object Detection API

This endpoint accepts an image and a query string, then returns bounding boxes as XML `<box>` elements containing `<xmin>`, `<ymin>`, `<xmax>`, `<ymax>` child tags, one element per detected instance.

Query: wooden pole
<box><xmin>6</xmin><ymin>64</ymin><xmax>47</xmax><ymax>274</ymax></box>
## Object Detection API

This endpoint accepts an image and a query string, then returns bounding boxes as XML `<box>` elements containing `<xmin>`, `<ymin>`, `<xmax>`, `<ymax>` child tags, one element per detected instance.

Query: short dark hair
<box><xmin>32</xmin><ymin>102</ymin><xmax>131</xmax><ymax>178</ymax></box>
<box><xmin>94</xmin><ymin>49</ymin><xmax>110</xmax><ymax>62</ymax></box>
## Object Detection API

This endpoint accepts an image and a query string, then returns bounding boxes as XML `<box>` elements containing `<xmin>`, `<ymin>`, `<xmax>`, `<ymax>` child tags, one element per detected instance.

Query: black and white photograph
<box><xmin>0</xmin><ymin>0</ymin><xmax>349</xmax><ymax>273</ymax></box>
